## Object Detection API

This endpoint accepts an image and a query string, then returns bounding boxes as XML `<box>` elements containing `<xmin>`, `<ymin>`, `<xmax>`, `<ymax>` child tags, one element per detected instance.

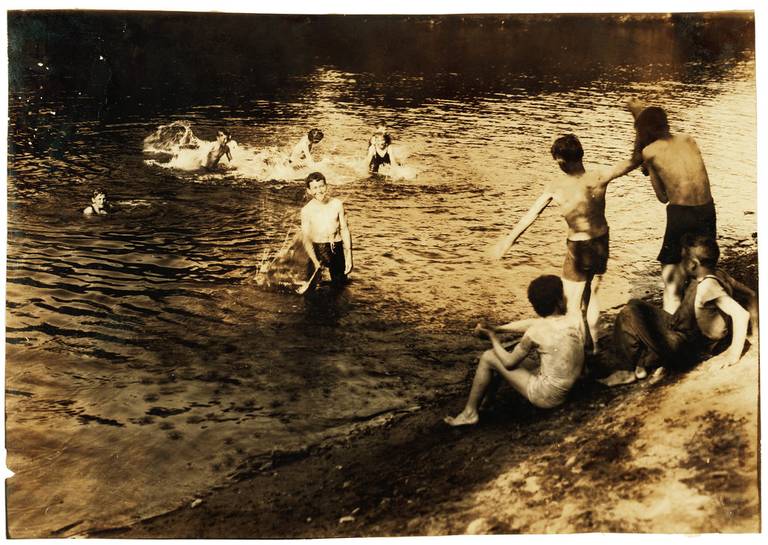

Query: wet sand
<box><xmin>92</xmin><ymin>249</ymin><xmax>759</xmax><ymax>537</ymax></box>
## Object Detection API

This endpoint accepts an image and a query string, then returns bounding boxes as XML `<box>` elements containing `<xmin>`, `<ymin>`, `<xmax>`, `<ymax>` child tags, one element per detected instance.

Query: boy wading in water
<box><xmin>612</xmin><ymin>234</ymin><xmax>756</xmax><ymax>380</ymax></box>
<box><xmin>300</xmin><ymin>172</ymin><xmax>353</xmax><ymax>290</ymax></box>
<box><xmin>629</xmin><ymin>101</ymin><xmax>717</xmax><ymax>314</ymax></box>
<box><xmin>203</xmin><ymin>128</ymin><xmax>232</xmax><ymax>171</ymax></box>
<box><xmin>445</xmin><ymin>275</ymin><xmax>584</xmax><ymax>426</ymax></box>
<box><xmin>290</xmin><ymin>128</ymin><xmax>324</xmax><ymax>168</ymax></box>
<box><xmin>491</xmin><ymin>134</ymin><xmax>637</xmax><ymax>354</ymax></box>
<box><xmin>364</xmin><ymin>133</ymin><xmax>401</xmax><ymax>174</ymax></box>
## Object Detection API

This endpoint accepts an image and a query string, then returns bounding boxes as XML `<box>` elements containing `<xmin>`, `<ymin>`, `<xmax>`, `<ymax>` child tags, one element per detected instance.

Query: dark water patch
<box><xmin>78</xmin><ymin>414</ymin><xmax>125</xmax><ymax>427</ymax></box>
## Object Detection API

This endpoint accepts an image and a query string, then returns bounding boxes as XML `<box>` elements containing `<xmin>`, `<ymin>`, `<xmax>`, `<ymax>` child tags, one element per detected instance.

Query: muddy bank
<box><xmin>93</xmin><ymin>248</ymin><xmax>759</xmax><ymax>537</ymax></box>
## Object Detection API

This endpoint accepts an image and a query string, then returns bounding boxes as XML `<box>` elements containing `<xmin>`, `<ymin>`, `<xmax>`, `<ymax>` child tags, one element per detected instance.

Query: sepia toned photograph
<box><xmin>4</xmin><ymin>3</ymin><xmax>760</xmax><ymax>539</ymax></box>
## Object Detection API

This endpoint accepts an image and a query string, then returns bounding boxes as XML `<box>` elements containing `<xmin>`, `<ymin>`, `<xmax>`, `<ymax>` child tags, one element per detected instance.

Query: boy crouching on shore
<box><xmin>612</xmin><ymin>234</ymin><xmax>757</xmax><ymax>380</ymax></box>
<box><xmin>445</xmin><ymin>275</ymin><xmax>584</xmax><ymax>427</ymax></box>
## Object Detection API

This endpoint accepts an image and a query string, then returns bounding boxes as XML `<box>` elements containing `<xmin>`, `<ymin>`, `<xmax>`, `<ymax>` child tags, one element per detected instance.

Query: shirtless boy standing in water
<box><xmin>628</xmin><ymin>100</ymin><xmax>717</xmax><ymax>314</ymax></box>
<box><xmin>491</xmin><ymin>134</ymin><xmax>637</xmax><ymax>354</ymax></box>
<box><xmin>300</xmin><ymin>172</ymin><xmax>353</xmax><ymax>286</ymax></box>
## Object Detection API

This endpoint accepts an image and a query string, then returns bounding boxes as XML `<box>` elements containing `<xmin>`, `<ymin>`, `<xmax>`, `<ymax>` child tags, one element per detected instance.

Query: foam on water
<box><xmin>142</xmin><ymin>121</ymin><xmax>418</xmax><ymax>184</ymax></box>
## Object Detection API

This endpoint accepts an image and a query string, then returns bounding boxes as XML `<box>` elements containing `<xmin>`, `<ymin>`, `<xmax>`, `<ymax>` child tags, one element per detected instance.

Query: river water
<box><xmin>5</xmin><ymin>13</ymin><xmax>756</xmax><ymax>537</ymax></box>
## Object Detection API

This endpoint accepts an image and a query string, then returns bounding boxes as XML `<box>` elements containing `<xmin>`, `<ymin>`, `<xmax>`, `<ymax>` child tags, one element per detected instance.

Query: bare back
<box><xmin>301</xmin><ymin>198</ymin><xmax>343</xmax><ymax>243</ymax></box>
<box><xmin>643</xmin><ymin>134</ymin><xmax>712</xmax><ymax>206</ymax></box>
<box><xmin>549</xmin><ymin>169</ymin><xmax>610</xmax><ymax>241</ymax></box>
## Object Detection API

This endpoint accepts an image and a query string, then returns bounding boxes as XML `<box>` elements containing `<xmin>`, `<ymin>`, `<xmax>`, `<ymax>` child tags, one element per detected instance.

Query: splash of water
<box><xmin>253</xmin><ymin>227</ymin><xmax>311</xmax><ymax>290</ymax></box>
<box><xmin>141</xmin><ymin>122</ymin><xmax>418</xmax><ymax>183</ymax></box>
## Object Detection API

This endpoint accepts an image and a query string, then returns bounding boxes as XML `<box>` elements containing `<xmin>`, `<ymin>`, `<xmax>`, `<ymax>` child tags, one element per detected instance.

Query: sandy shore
<box><xmin>93</xmin><ymin>249</ymin><xmax>759</xmax><ymax>538</ymax></box>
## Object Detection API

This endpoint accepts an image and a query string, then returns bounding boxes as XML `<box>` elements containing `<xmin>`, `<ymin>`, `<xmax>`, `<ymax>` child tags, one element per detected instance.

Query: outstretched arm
<box><xmin>488</xmin><ymin>318</ymin><xmax>539</xmax><ymax>335</ymax></box>
<box><xmin>602</xmin><ymin>157</ymin><xmax>641</xmax><ymax>184</ymax></box>
<box><xmin>490</xmin><ymin>192</ymin><xmax>553</xmax><ymax>259</ymax></box>
<box><xmin>338</xmin><ymin>201</ymin><xmax>353</xmax><ymax>274</ymax></box>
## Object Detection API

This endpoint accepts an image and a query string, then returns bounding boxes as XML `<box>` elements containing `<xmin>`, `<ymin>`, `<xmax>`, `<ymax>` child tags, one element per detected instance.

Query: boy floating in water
<box><xmin>299</xmin><ymin>172</ymin><xmax>353</xmax><ymax>290</ymax></box>
<box><xmin>203</xmin><ymin>128</ymin><xmax>232</xmax><ymax>171</ymax></box>
<box><xmin>364</xmin><ymin>133</ymin><xmax>401</xmax><ymax>174</ymax></box>
<box><xmin>491</xmin><ymin>134</ymin><xmax>637</xmax><ymax>354</ymax></box>
<box><xmin>445</xmin><ymin>275</ymin><xmax>584</xmax><ymax>426</ymax></box>
<box><xmin>83</xmin><ymin>189</ymin><xmax>109</xmax><ymax>216</ymax></box>
<box><xmin>611</xmin><ymin>234</ymin><xmax>756</xmax><ymax>381</ymax></box>
<box><xmin>290</xmin><ymin>128</ymin><xmax>324</xmax><ymax>167</ymax></box>
<box><xmin>628</xmin><ymin>100</ymin><xmax>717</xmax><ymax>314</ymax></box>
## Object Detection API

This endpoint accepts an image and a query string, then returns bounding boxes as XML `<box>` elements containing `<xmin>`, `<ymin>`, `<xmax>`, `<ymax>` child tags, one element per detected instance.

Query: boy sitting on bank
<box><xmin>491</xmin><ymin>134</ymin><xmax>637</xmax><ymax>354</ymax></box>
<box><xmin>203</xmin><ymin>128</ymin><xmax>232</xmax><ymax>171</ymax></box>
<box><xmin>445</xmin><ymin>275</ymin><xmax>584</xmax><ymax>426</ymax></box>
<box><xmin>612</xmin><ymin>234</ymin><xmax>756</xmax><ymax>381</ymax></box>
<box><xmin>290</xmin><ymin>128</ymin><xmax>324</xmax><ymax>167</ymax></box>
<box><xmin>300</xmin><ymin>172</ymin><xmax>353</xmax><ymax>287</ymax></box>
<box><xmin>628</xmin><ymin>100</ymin><xmax>717</xmax><ymax>314</ymax></box>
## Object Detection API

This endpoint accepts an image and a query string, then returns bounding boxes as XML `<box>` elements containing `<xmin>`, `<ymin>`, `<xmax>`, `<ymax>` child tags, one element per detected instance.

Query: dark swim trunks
<box><xmin>658</xmin><ymin>201</ymin><xmax>717</xmax><ymax>265</ymax></box>
<box><xmin>308</xmin><ymin>241</ymin><xmax>347</xmax><ymax>283</ymax></box>
<box><xmin>563</xmin><ymin>232</ymin><xmax>609</xmax><ymax>282</ymax></box>
<box><xmin>369</xmin><ymin>151</ymin><xmax>391</xmax><ymax>173</ymax></box>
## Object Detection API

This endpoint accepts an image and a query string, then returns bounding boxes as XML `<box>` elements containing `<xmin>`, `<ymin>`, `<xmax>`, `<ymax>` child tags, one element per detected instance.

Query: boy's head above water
<box><xmin>308</xmin><ymin>128</ymin><xmax>324</xmax><ymax>143</ymax></box>
<box><xmin>527</xmin><ymin>274</ymin><xmax>566</xmax><ymax>317</ymax></box>
<box><xmin>217</xmin><ymin>128</ymin><xmax>231</xmax><ymax>142</ymax></box>
<box><xmin>373</xmin><ymin>133</ymin><xmax>392</xmax><ymax>148</ymax></box>
<box><xmin>91</xmin><ymin>189</ymin><xmax>107</xmax><ymax>205</ymax></box>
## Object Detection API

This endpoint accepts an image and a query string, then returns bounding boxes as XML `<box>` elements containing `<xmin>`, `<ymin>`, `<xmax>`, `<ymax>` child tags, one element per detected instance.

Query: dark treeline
<box><xmin>7</xmin><ymin>12</ymin><xmax>755</xmax><ymax>118</ymax></box>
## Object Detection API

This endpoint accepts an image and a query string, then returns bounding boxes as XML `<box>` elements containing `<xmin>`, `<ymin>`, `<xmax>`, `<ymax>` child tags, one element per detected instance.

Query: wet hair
<box><xmin>527</xmin><ymin>275</ymin><xmax>565</xmax><ymax>317</ymax></box>
<box><xmin>551</xmin><ymin>134</ymin><xmax>584</xmax><ymax>163</ymax></box>
<box><xmin>217</xmin><ymin>128</ymin><xmax>231</xmax><ymax>140</ymax></box>
<box><xmin>634</xmin><ymin>106</ymin><xmax>671</xmax><ymax>153</ymax></box>
<box><xmin>380</xmin><ymin>134</ymin><xmax>392</xmax><ymax>146</ymax></box>
<box><xmin>305</xmin><ymin>171</ymin><xmax>326</xmax><ymax>188</ymax></box>
<box><xmin>92</xmin><ymin>188</ymin><xmax>106</xmax><ymax>199</ymax></box>
<box><xmin>681</xmin><ymin>233</ymin><xmax>720</xmax><ymax>268</ymax></box>
<box><xmin>308</xmin><ymin>128</ymin><xmax>324</xmax><ymax>143</ymax></box>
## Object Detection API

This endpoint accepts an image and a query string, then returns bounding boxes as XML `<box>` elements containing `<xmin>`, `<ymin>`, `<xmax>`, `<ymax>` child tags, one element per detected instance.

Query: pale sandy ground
<box><xmin>418</xmin><ymin>345</ymin><xmax>760</xmax><ymax>535</ymax></box>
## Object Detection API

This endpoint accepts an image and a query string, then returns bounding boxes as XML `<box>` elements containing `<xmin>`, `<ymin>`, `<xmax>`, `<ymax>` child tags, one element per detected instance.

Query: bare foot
<box><xmin>649</xmin><ymin>366</ymin><xmax>667</xmax><ymax>384</ymax></box>
<box><xmin>598</xmin><ymin>370</ymin><xmax>636</xmax><ymax>387</ymax></box>
<box><xmin>444</xmin><ymin>411</ymin><xmax>479</xmax><ymax>427</ymax></box>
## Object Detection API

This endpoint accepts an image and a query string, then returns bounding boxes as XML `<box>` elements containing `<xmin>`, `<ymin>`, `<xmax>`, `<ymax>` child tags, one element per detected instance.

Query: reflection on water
<box><xmin>6</xmin><ymin>12</ymin><xmax>757</xmax><ymax>538</ymax></box>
